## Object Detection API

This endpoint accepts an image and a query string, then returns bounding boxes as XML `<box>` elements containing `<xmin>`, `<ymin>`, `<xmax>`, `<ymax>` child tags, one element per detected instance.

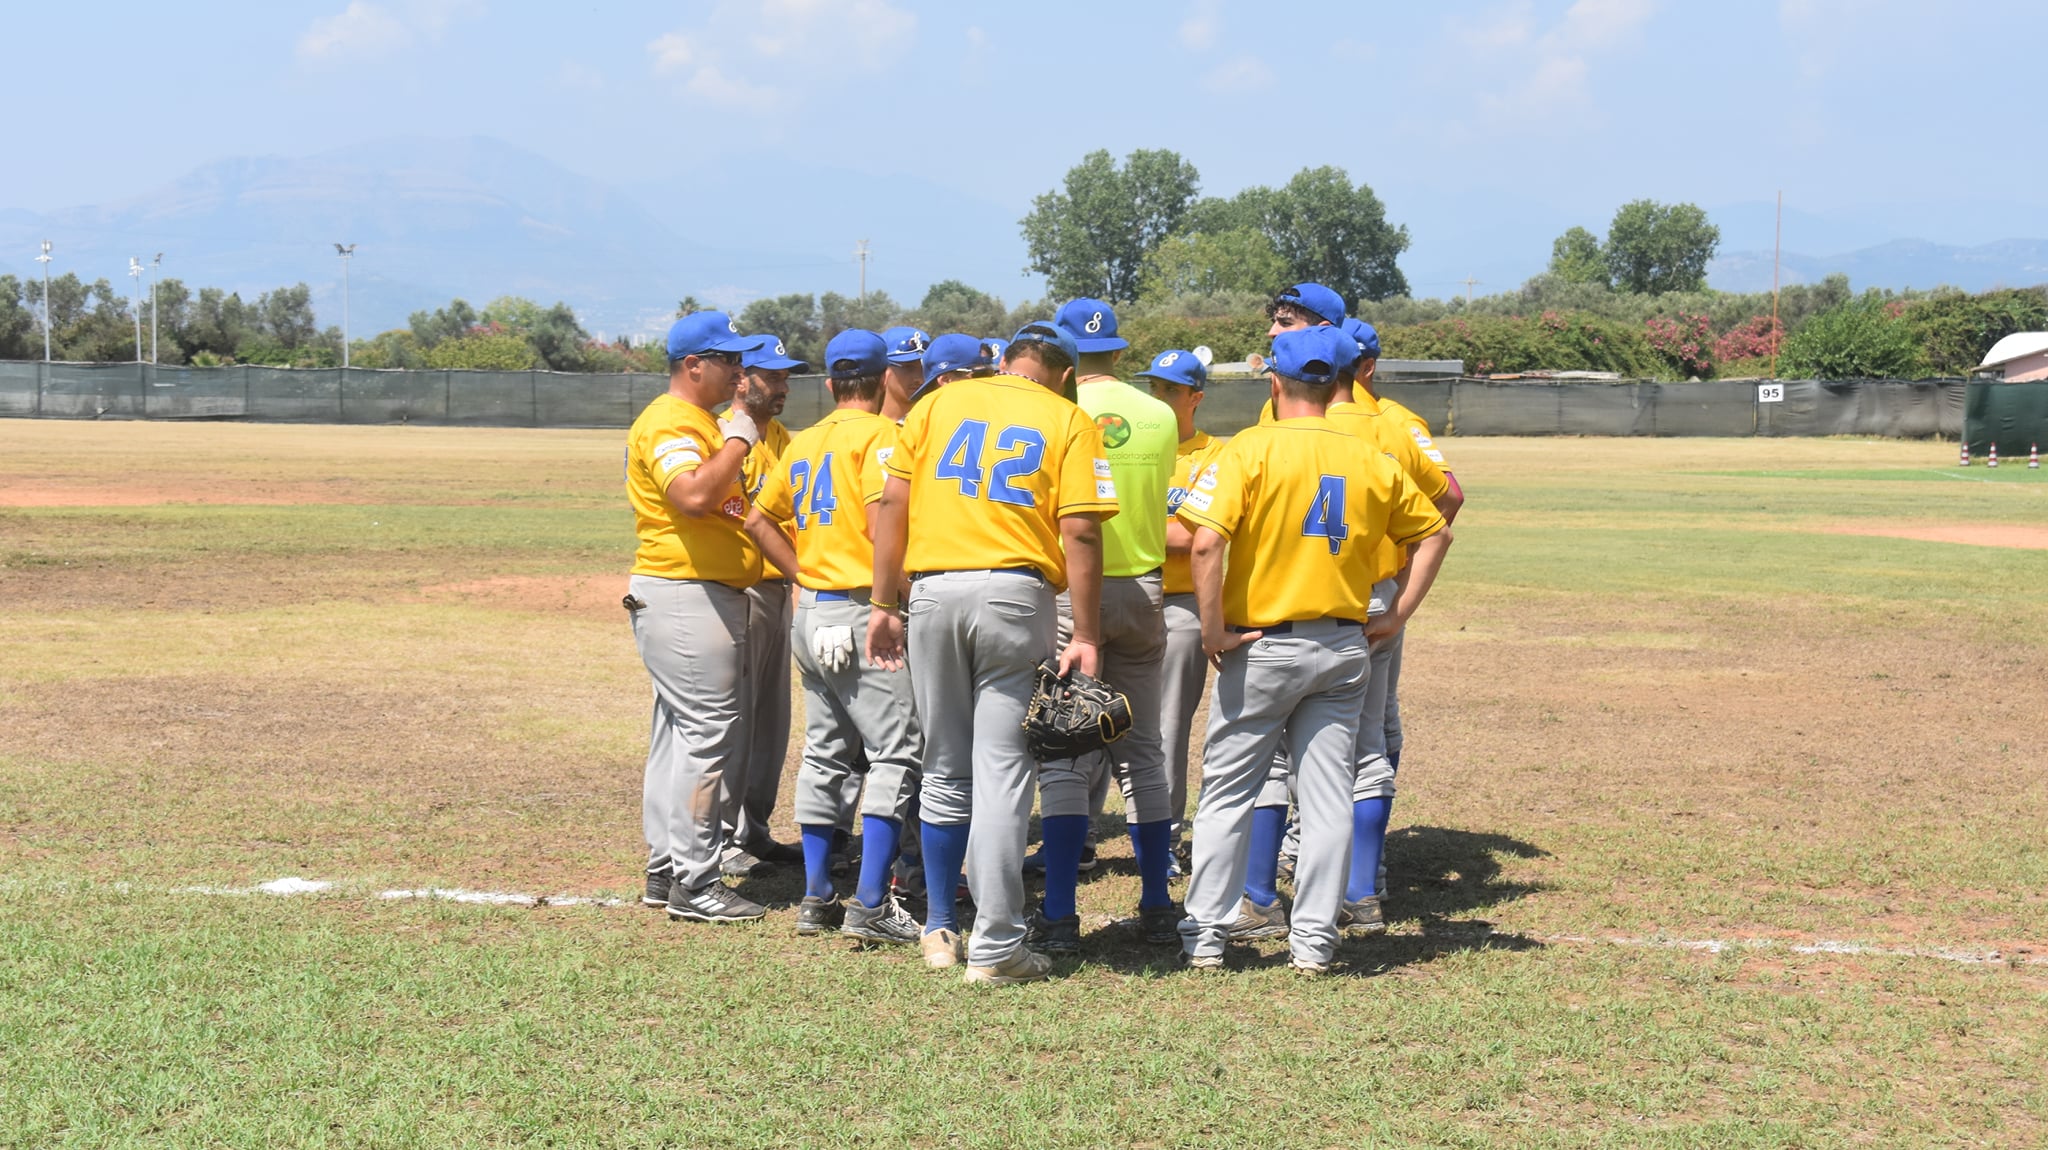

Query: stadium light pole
<box><xmin>150</xmin><ymin>253</ymin><xmax>163</xmax><ymax>364</ymax></box>
<box><xmin>334</xmin><ymin>243</ymin><xmax>355</xmax><ymax>367</ymax></box>
<box><xmin>36</xmin><ymin>241</ymin><xmax>53</xmax><ymax>362</ymax></box>
<box><xmin>127</xmin><ymin>258</ymin><xmax>144</xmax><ymax>363</ymax></box>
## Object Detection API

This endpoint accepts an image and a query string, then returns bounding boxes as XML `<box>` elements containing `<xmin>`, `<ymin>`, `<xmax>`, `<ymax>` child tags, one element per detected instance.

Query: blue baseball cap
<box><xmin>666</xmin><ymin>310</ymin><xmax>754</xmax><ymax>362</ymax></box>
<box><xmin>1269</xmin><ymin>326</ymin><xmax>1348</xmax><ymax>385</ymax></box>
<box><xmin>1275</xmin><ymin>283</ymin><xmax>1346</xmax><ymax>326</ymax></box>
<box><xmin>1007</xmin><ymin>320</ymin><xmax>1079</xmax><ymax>368</ymax></box>
<box><xmin>741</xmin><ymin>333</ymin><xmax>807</xmax><ymax>372</ymax></box>
<box><xmin>823</xmin><ymin>329</ymin><xmax>889</xmax><ymax>379</ymax></box>
<box><xmin>982</xmin><ymin>337</ymin><xmax>1008</xmax><ymax>364</ymax></box>
<box><xmin>880</xmin><ymin>326</ymin><xmax>930</xmax><ymax>365</ymax></box>
<box><xmin>1054</xmin><ymin>298</ymin><xmax>1129</xmax><ymax>353</ymax></box>
<box><xmin>920</xmin><ymin>333</ymin><xmax>992</xmax><ymax>388</ymax></box>
<box><xmin>1342</xmin><ymin>316</ymin><xmax>1381</xmax><ymax>360</ymax></box>
<box><xmin>1134</xmin><ymin>348</ymin><xmax>1209</xmax><ymax>392</ymax></box>
<box><xmin>1326</xmin><ymin>324</ymin><xmax>1362</xmax><ymax>376</ymax></box>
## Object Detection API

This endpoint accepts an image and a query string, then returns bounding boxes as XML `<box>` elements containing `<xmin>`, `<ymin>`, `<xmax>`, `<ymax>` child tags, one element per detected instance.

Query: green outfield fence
<box><xmin>0</xmin><ymin>360</ymin><xmax>1997</xmax><ymax>440</ymax></box>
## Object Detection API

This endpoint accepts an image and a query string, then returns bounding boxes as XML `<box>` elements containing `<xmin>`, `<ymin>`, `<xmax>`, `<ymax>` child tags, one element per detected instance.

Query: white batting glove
<box><xmin>718</xmin><ymin>409</ymin><xmax>761</xmax><ymax>449</ymax></box>
<box><xmin>811</xmin><ymin>625</ymin><xmax>855</xmax><ymax>673</ymax></box>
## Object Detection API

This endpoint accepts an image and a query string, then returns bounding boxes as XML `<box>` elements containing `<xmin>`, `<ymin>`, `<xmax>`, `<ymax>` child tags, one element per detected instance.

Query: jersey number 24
<box><xmin>787</xmin><ymin>454</ymin><xmax>839</xmax><ymax>529</ymax></box>
<box><xmin>1301</xmin><ymin>474</ymin><xmax>1349</xmax><ymax>554</ymax></box>
<box><xmin>935</xmin><ymin>420</ymin><xmax>1045</xmax><ymax>508</ymax></box>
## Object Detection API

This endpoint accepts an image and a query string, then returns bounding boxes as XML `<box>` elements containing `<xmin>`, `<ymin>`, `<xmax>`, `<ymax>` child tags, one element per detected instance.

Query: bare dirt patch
<box><xmin>0</xmin><ymin>478</ymin><xmax>381</xmax><ymax>507</ymax></box>
<box><xmin>417</xmin><ymin>574</ymin><xmax>629</xmax><ymax>617</ymax></box>
<box><xmin>1826</xmin><ymin>522</ymin><xmax>2048</xmax><ymax>550</ymax></box>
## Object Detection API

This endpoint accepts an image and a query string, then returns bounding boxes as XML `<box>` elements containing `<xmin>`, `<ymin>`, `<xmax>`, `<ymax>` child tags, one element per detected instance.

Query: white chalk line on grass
<box><xmin>164</xmin><ymin>876</ymin><xmax>2047</xmax><ymax>969</ymax></box>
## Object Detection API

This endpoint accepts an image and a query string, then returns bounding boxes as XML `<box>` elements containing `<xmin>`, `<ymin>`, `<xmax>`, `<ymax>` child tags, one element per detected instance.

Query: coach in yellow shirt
<box><xmin>866</xmin><ymin>321</ymin><xmax>1116</xmax><ymax>986</ymax></box>
<box><xmin>624</xmin><ymin>310</ymin><xmax>768</xmax><ymax>924</ymax></box>
<box><xmin>1176</xmin><ymin>325</ymin><xmax>1451</xmax><ymax>974</ymax></box>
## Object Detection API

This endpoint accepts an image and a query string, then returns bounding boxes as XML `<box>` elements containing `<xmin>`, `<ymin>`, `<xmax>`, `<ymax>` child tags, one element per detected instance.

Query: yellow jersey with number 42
<box><xmin>1176</xmin><ymin>418</ymin><xmax>1443</xmax><ymax>629</ymax></box>
<box><xmin>1163</xmin><ymin>430</ymin><xmax>1230</xmax><ymax>596</ymax></box>
<box><xmin>625</xmin><ymin>393</ymin><xmax>761</xmax><ymax>587</ymax></box>
<box><xmin>884</xmin><ymin>374</ymin><xmax>1118</xmax><ymax>591</ymax></box>
<box><xmin>755</xmin><ymin>409</ymin><xmax>896</xmax><ymax>592</ymax></box>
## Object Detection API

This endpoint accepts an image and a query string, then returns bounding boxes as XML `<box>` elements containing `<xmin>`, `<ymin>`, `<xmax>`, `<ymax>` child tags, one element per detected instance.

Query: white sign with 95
<box><xmin>1757</xmin><ymin>383</ymin><xmax>1785</xmax><ymax>403</ymax></box>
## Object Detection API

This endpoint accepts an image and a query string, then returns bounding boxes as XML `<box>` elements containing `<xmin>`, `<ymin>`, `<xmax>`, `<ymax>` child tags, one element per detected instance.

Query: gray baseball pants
<box><xmin>908</xmin><ymin>569</ymin><xmax>1056</xmax><ymax>967</ymax></box>
<box><xmin>1158</xmin><ymin>592</ymin><xmax>1207</xmax><ymax>830</ymax></box>
<box><xmin>722</xmin><ymin>578</ymin><xmax>791</xmax><ymax>852</ymax></box>
<box><xmin>1181</xmin><ymin>619</ymin><xmax>1369</xmax><ymax>967</ymax></box>
<box><xmin>1040</xmin><ymin>574</ymin><xmax>1172</xmax><ymax>825</ymax></box>
<box><xmin>1268</xmin><ymin>579</ymin><xmax>1398</xmax><ymax>857</ymax></box>
<box><xmin>629</xmin><ymin>574</ymin><xmax>750</xmax><ymax>894</ymax></box>
<box><xmin>789</xmin><ymin>589</ymin><xmax>920</xmax><ymax>827</ymax></box>
<box><xmin>1383</xmin><ymin>626</ymin><xmax>1406</xmax><ymax>760</ymax></box>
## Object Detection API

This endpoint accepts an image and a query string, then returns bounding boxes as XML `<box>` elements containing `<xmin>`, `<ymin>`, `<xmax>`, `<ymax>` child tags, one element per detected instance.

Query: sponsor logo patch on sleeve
<box><xmin>654</xmin><ymin>436</ymin><xmax>699</xmax><ymax>458</ymax></box>
<box><xmin>1194</xmin><ymin>463</ymin><xmax>1220</xmax><ymax>490</ymax></box>
<box><xmin>1408</xmin><ymin>427</ymin><xmax>1435</xmax><ymax>447</ymax></box>
<box><xmin>1095</xmin><ymin>479</ymin><xmax>1118</xmax><ymax>500</ymax></box>
<box><xmin>661</xmin><ymin>451</ymin><xmax>701</xmax><ymax>473</ymax></box>
<box><xmin>1093</xmin><ymin>458</ymin><xmax>1113</xmax><ymax>479</ymax></box>
<box><xmin>1424</xmin><ymin>449</ymin><xmax>1445</xmax><ymax>463</ymax></box>
<box><xmin>876</xmin><ymin>446</ymin><xmax>895</xmax><ymax>468</ymax></box>
<box><xmin>1183</xmin><ymin>489</ymin><xmax>1214</xmax><ymax>512</ymax></box>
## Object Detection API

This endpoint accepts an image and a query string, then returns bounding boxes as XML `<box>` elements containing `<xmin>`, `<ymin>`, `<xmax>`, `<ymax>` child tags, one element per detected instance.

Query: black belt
<box><xmin>909</xmin><ymin>567</ymin><xmax>1042</xmax><ymax>582</ymax></box>
<box><xmin>1231</xmin><ymin>618</ymin><xmax>1364</xmax><ymax>636</ymax></box>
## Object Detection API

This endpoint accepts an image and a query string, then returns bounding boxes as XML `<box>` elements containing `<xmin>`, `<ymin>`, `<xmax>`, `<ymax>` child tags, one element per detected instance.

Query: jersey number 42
<box><xmin>935</xmin><ymin>420</ymin><xmax>1045</xmax><ymax>508</ymax></box>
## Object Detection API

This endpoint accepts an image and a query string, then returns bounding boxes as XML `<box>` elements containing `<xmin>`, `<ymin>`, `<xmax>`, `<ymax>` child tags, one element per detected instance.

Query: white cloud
<box><xmin>1204</xmin><ymin>54</ymin><xmax>1272</xmax><ymax>93</ymax></box>
<box><xmin>554</xmin><ymin>60</ymin><xmax>605</xmax><ymax>92</ymax></box>
<box><xmin>646</xmin><ymin>0</ymin><xmax>916</xmax><ymax>115</ymax></box>
<box><xmin>296</xmin><ymin>0</ymin><xmax>483</xmax><ymax>61</ymax></box>
<box><xmin>1466</xmin><ymin>0</ymin><xmax>1657</xmax><ymax>125</ymax></box>
<box><xmin>1180</xmin><ymin>0</ymin><xmax>1222</xmax><ymax>51</ymax></box>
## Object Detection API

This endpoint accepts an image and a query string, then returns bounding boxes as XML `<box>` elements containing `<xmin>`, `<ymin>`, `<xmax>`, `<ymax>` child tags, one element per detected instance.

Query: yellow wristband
<box><xmin>871</xmin><ymin>599</ymin><xmax>900</xmax><ymax>611</ymax></box>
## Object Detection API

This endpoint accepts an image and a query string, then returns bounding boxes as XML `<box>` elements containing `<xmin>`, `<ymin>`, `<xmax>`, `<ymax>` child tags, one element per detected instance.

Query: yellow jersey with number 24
<box><xmin>755</xmin><ymin>409</ymin><xmax>896</xmax><ymax>592</ymax></box>
<box><xmin>884</xmin><ymin>374</ymin><xmax>1118</xmax><ymax>592</ymax></box>
<box><xmin>1177</xmin><ymin>417</ymin><xmax>1443</xmax><ymax>629</ymax></box>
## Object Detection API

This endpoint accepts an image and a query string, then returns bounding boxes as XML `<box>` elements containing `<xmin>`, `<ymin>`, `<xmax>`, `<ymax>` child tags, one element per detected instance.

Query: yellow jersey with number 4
<box><xmin>884</xmin><ymin>374</ymin><xmax>1118</xmax><ymax>591</ymax></box>
<box><xmin>1177</xmin><ymin>418</ymin><xmax>1443</xmax><ymax>629</ymax></box>
<box><xmin>1163</xmin><ymin>430</ymin><xmax>1230</xmax><ymax>596</ymax></box>
<box><xmin>626</xmin><ymin>393</ymin><xmax>761</xmax><ymax>587</ymax></box>
<box><xmin>755</xmin><ymin>409</ymin><xmax>896</xmax><ymax>592</ymax></box>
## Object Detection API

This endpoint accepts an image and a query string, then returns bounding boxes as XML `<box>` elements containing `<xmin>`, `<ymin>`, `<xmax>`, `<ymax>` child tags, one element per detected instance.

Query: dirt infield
<box><xmin>1827</xmin><ymin>522</ymin><xmax>2048</xmax><ymax>549</ymax></box>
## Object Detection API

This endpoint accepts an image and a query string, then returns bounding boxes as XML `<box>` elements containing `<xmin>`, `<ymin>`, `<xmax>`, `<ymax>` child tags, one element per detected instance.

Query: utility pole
<box><xmin>150</xmin><ymin>253</ymin><xmax>162</xmax><ymax>364</ymax></box>
<box><xmin>1771</xmin><ymin>190</ymin><xmax>1783</xmax><ymax>380</ymax></box>
<box><xmin>334</xmin><ymin>243</ymin><xmax>356</xmax><ymax>367</ymax></box>
<box><xmin>854</xmin><ymin>239</ymin><xmax>869</xmax><ymax>301</ymax></box>
<box><xmin>36</xmin><ymin>241</ymin><xmax>53</xmax><ymax>362</ymax></box>
<box><xmin>128</xmin><ymin>257</ymin><xmax>144</xmax><ymax>362</ymax></box>
<box><xmin>1462</xmin><ymin>276</ymin><xmax>1481</xmax><ymax>303</ymax></box>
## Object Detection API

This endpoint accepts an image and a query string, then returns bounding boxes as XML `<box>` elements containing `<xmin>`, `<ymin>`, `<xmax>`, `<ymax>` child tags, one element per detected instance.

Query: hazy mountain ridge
<box><xmin>1709</xmin><ymin>238</ymin><xmax>2048</xmax><ymax>294</ymax></box>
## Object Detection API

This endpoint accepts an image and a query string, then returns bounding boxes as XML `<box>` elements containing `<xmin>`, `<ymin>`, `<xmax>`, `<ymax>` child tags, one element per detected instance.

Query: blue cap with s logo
<box><xmin>741</xmin><ymin>333</ymin><xmax>807</xmax><ymax>372</ymax></box>
<box><xmin>880</xmin><ymin>326</ymin><xmax>930</xmax><ymax>365</ymax></box>
<box><xmin>1054</xmin><ymin>297</ymin><xmax>1128</xmax><ymax>353</ymax></box>
<box><xmin>1135</xmin><ymin>348</ymin><xmax>1209</xmax><ymax>392</ymax></box>
<box><xmin>666</xmin><ymin>310</ymin><xmax>755</xmax><ymax>362</ymax></box>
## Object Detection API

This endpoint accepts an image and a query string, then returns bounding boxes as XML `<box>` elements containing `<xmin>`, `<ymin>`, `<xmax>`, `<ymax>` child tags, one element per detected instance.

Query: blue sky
<box><xmin>9</xmin><ymin>0</ymin><xmax>2047</xmax><ymax>308</ymax></box>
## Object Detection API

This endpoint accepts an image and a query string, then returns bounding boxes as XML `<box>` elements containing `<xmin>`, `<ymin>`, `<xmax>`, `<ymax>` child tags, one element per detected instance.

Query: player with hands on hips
<box><xmin>744</xmin><ymin>329</ymin><xmax>926</xmax><ymax>949</ymax></box>
<box><xmin>1176</xmin><ymin>325</ymin><xmax>1452</xmax><ymax>974</ymax></box>
<box><xmin>865</xmin><ymin>321</ymin><xmax>1118</xmax><ymax>985</ymax></box>
<box><xmin>624</xmin><ymin>310</ymin><xmax>768</xmax><ymax>924</ymax></box>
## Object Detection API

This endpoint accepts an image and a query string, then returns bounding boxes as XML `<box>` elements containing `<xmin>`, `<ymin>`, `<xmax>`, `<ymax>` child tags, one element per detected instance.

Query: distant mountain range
<box><xmin>1708</xmin><ymin>238</ymin><xmax>2048</xmax><ymax>295</ymax></box>
<box><xmin>4</xmin><ymin>135</ymin><xmax>2043</xmax><ymax>342</ymax></box>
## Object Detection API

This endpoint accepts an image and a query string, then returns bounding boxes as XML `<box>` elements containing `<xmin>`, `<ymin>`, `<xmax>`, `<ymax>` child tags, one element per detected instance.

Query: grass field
<box><xmin>3</xmin><ymin>420</ymin><xmax>2046</xmax><ymax>1148</ymax></box>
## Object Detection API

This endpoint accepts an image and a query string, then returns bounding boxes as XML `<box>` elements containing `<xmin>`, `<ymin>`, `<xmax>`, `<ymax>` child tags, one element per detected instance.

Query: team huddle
<box><xmin>622</xmin><ymin>282</ymin><xmax>1463</xmax><ymax>984</ymax></box>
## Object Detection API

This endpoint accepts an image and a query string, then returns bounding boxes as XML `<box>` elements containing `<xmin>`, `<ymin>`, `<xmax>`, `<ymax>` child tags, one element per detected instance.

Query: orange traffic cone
<box><xmin>1989</xmin><ymin>443</ymin><xmax>2000</xmax><ymax>468</ymax></box>
<box><xmin>1959</xmin><ymin>440</ymin><xmax>1971</xmax><ymax>466</ymax></box>
<box><xmin>2032</xmin><ymin>443</ymin><xmax>2041</xmax><ymax>470</ymax></box>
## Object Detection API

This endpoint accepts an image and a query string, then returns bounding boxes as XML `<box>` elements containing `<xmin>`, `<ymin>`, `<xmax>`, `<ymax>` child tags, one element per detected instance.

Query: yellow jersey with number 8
<box><xmin>884</xmin><ymin>374</ymin><xmax>1118</xmax><ymax>591</ymax></box>
<box><xmin>1176</xmin><ymin>418</ymin><xmax>1443</xmax><ymax>629</ymax></box>
<box><xmin>755</xmin><ymin>409</ymin><xmax>896</xmax><ymax>592</ymax></box>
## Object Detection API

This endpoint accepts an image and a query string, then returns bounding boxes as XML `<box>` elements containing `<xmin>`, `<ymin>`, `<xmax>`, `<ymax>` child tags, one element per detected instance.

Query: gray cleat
<box><xmin>1025</xmin><ymin>909</ymin><xmax>1082</xmax><ymax>953</ymax></box>
<box><xmin>795</xmin><ymin>895</ymin><xmax>843</xmax><ymax>936</ymax></box>
<box><xmin>1226</xmin><ymin>897</ymin><xmax>1289</xmax><ymax>941</ymax></box>
<box><xmin>842</xmin><ymin>896</ymin><xmax>921</xmax><ymax>945</ymax></box>
<box><xmin>1338</xmin><ymin>895</ymin><xmax>1386</xmax><ymax>936</ymax></box>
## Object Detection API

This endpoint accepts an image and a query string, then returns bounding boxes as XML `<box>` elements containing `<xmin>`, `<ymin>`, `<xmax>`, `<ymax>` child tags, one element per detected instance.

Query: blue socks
<box><xmin>921</xmin><ymin>820</ymin><xmax>971</xmax><ymax>934</ymax></box>
<box><xmin>1245</xmin><ymin>805</ymin><xmax>1286</xmax><ymax>907</ymax></box>
<box><xmin>1347</xmin><ymin>797</ymin><xmax>1393</xmax><ymax>902</ymax></box>
<box><xmin>854</xmin><ymin>815</ymin><xmax>901</xmax><ymax>908</ymax></box>
<box><xmin>1130</xmin><ymin>819</ymin><xmax>1173</xmax><ymax>910</ymax></box>
<box><xmin>799</xmin><ymin>824</ymin><xmax>835</xmax><ymax>900</ymax></box>
<box><xmin>1037</xmin><ymin>814</ymin><xmax>1090</xmax><ymax>921</ymax></box>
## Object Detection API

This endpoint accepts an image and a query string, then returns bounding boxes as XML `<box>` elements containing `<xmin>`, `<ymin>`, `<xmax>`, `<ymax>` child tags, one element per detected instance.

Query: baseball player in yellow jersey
<box><xmin>1016</xmin><ymin>299</ymin><xmax>1179</xmax><ymax>951</ymax></box>
<box><xmin>624</xmin><ymin>310</ymin><xmax>770</xmax><ymax>924</ymax></box>
<box><xmin>1142</xmin><ymin>348</ymin><xmax>1229</xmax><ymax>868</ymax></box>
<box><xmin>866</xmin><ymin>321</ymin><xmax>1117</xmax><ymax>986</ymax></box>
<box><xmin>719</xmin><ymin>334</ymin><xmax>805</xmax><ymax>878</ymax></box>
<box><xmin>1177</xmin><ymin>326</ymin><xmax>1452</xmax><ymax>973</ymax></box>
<box><xmin>744</xmin><ymin>329</ymin><xmax>927</xmax><ymax>948</ymax></box>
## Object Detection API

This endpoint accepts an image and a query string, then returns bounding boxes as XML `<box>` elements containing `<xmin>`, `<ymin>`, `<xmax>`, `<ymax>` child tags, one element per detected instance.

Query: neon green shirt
<box><xmin>1076</xmin><ymin>377</ymin><xmax>1177</xmax><ymax>578</ymax></box>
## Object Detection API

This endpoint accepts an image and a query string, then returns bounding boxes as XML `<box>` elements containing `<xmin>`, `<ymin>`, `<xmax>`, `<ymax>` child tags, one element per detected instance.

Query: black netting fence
<box><xmin>0</xmin><ymin>360</ymin><xmax>1970</xmax><ymax>439</ymax></box>
<box><xmin>1964</xmin><ymin>380</ymin><xmax>2048</xmax><ymax>457</ymax></box>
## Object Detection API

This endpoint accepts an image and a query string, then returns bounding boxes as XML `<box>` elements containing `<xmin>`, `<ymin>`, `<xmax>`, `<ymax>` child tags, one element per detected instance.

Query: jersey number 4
<box><xmin>935</xmin><ymin>420</ymin><xmax>1045</xmax><ymax>508</ymax></box>
<box><xmin>787</xmin><ymin>454</ymin><xmax>839</xmax><ymax>530</ymax></box>
<box><xmin>1301</xmin><ymin>474</ymin><xmax>1349</xmax><ymax>555</ymax></box>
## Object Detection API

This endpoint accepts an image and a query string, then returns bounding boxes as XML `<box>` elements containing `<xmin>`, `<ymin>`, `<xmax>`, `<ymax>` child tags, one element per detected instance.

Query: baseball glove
<box><xmin>1024</xmin><ymin>658</ymin><xmax>1134</xmax><ymax>762</ymax></box>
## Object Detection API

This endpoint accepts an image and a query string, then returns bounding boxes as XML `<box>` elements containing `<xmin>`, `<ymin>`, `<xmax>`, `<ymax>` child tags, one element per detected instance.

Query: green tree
<box><xmin>425</xmin><ymin>331</ymin><xmax>543</xmax><ymax>370</ymax></box>
<box><xmin>1138</xmin><ymin>228</ymin><xmax>1287</xmax><ymax>302</ymax></box>
<box><xmin>1604</xmin><ymin>200</ymin><xmax>1719</xmax><ymax>295</ymax></box>
<box><xmin>183</xmin><ymin>287</ymin><xmax>256</xmax><ymax>361</ymax></box>
<box><xmin>149</xmin><ymin>278</ymin><xmax>194</xmax><ymax>364</ymax></box>
<box><xmin>1548</xmin><ymin>226</ymin><xmax>1608</xmax><ymax>286</ymax></box>
<box><xmin>409</xmin><ymin>299</ymin><xmax>480</xmax><ymax>348</ymax></box>
<box><xmin>1020</xmin><ymin>148</ymin><xmax>1201</xmax><ymax>302</ymax></box>
<box><xmin>0</xmin><ymin>276</ymin><xmax>37</xmax><ymax>359</ymax></box>
<box><xmin>1778</xmin><ymin>297</ymin><xmax>1923</xmax><ymax>379</ymax></box>
<box><xmin>737</xmin><ymin>293</ymin><xmax>822</xmax><ymax>365</ymax></box>
<box><xmin>676</xmin><ymin>296</ymin><xmax>705</xmax><ymax>317</ymax></box>
<box><xmin>350</xmin><ymin>330</ymin><xmax>428</xmax><ymax>369</ymax></box>
<box><xmin>1903</xmin><ymin>287</ymin><xmax>2048</xmax><ymax>376</ymax></box>
<box><xmin>481</xmin><ymin>296</ymin><xmax>590</xmax><ymax>371</ymax></box>
<box><xmin>1183</xmin><ymin>167</ymin><xmax>1410</xmax><ymax>305</ymax></box>
<box><xmin>819</xmin><ymin>291</ymin><xmax>901</xmax><ymax>341</ymax></box>
<box><xmin>907</xmin><ymin>280</ymin><xmax>1008</xmax><ymax>338</ymax></box>
<box><xmin>254</xmin><ymin>284</ymin><xmax>320</xmax><ymax>350</ymax></box>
